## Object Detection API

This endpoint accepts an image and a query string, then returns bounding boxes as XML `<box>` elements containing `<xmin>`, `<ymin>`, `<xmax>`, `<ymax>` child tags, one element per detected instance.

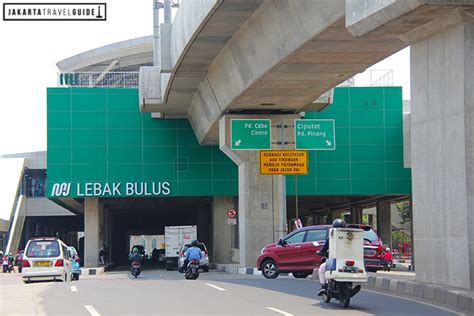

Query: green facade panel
<box><xmin>47</xmin><ymin>87</ymin><xmax>411</xmax><ymax>198</ymax></box>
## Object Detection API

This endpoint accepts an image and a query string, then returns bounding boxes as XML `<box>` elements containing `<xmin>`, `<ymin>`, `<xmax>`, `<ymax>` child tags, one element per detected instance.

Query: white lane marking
<box><xmin>84</xmin><ymin>305</ymin><xmax>100</xmax><ymax>316</ymax></box>
<box><xmin>205</xmin><ymin>283</ymin><xmax>226</xmax><ymax>291</ymax></box>
<box><xmin>70</xmin><ymin>286</ymin><xmax>78</xmax><ymax>292</ymax></box>
<box><xmin>266</xmin><ymin>307</ymin><xmax>293</xmax><ymax>316</ymax></box>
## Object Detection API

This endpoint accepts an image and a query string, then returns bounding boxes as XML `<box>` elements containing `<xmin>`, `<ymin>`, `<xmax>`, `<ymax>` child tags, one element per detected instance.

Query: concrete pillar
<box><xmin>376</xmin><ymin>201</ymin><xmax>391</xmax><ymax>248</ymax></box>
<box><xmin>84</xmin><ymin>198</ymin><xmax>101</xmax><ymax>267</ymax></box>
<box><xmin>410</xmin><ymin>20</ymin><xmax>474</xmax><ymax>289</ymax></box>
<box><xmin>219</xmin><ymin>115</ymin><xmax>297</xmax><ymax>267</ymax></box>
<box><xmin>349</xmin><ymin>206</ymin><xmax>363</xmax><ymax>224</ymax></box>
<box><xmin>212</xmin><ymin>196</ymin><xmax>237</xmax><ymax>263</ymax></box>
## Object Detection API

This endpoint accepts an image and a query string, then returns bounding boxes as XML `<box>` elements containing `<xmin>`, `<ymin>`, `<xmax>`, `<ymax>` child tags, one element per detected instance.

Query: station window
<box><xmin>23</xmin><ymin>169</ymin><xmax>47</xmax><ymax>197</ymax></box>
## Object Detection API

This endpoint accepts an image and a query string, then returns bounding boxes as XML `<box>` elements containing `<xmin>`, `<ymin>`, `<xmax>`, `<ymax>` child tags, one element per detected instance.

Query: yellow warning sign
<box><xmin>260</xmin><ymin>150</ymin><xmax>308</xmax><ymax>175</ymax></box>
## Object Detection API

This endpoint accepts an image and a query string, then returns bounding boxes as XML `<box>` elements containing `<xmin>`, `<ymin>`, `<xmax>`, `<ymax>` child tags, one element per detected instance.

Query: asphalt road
<box><xmin>0</xmin><ymin>268</ymin><xmax>461</xmax><ymax>316</ymax></box>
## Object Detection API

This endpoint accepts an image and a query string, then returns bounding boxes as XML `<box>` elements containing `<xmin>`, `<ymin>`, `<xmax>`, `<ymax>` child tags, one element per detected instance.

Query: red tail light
<box><xmin>22</xmin><ymin>260</ymin><xmax>30</xmax><ymax>268</ymax></box>
<box><xmin>345</xmin><ymin>260</ymin><xmax>355</xmax><ymax>267</ymax></box>
<box><xmin>54</xmin><ymin>259</ymin><xmax>64</xmax><ymax>267</ymax></box>
<box><xmin>205</xmin><ymin>250</ymin><xmax>208</xmax><ymax>255</ymax></box>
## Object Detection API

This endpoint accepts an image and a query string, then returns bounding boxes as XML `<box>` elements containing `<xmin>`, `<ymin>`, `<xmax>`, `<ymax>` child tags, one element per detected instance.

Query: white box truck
<box><xmin>164</xmin><ymin>225</ymin><xmax>197</xmax><ymax>270</ymax></box>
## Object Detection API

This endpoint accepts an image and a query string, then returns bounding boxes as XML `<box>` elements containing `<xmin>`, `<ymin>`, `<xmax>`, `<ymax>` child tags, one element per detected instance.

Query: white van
<box><xmin>22</xmin><ymin>237</ymin><xmax>72</xmax><ymax>283</ymax></box>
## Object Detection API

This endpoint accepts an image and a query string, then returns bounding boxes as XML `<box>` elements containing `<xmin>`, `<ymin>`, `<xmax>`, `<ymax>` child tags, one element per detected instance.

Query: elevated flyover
<box><xmin>141</xmin><ymin>0</ymin><xmax>474</xmax><ymax>144</ymax></box>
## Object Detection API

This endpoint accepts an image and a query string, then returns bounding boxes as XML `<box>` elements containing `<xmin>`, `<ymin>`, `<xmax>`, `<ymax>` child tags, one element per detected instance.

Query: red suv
<box><xmin>257</xmin><ymin>224</ymin><xmax>384</xmax><ymax>279</ymax></box>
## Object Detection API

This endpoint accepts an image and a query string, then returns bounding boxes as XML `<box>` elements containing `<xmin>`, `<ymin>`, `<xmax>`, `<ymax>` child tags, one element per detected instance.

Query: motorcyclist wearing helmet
<box><xmin>184</xmin><ymin>240</ymin><xmax>202</xmax><ymax>270</ymax></box>
<box><xmin>317</xmin><ymin>218</ymin><xmax>345</xmax><ymax>296</ymax></box>
<box><xmin>128</xmin><ymin>247</ymin><xmax>144</xmax><ymax>261</ymax></box>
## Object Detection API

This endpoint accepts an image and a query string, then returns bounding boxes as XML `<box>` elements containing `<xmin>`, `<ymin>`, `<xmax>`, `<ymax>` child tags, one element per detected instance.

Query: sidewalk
<box><xmin>212</xmin><ymin>262</ymin><xmax>474</xmax><ymax>314</ymax></box>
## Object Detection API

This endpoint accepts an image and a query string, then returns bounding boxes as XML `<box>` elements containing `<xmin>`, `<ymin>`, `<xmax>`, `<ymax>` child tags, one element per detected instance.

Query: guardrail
<box><xmin>58</xmin><ymin>72</ymin><xmax>139</xmax><ymax>88</ymax></box>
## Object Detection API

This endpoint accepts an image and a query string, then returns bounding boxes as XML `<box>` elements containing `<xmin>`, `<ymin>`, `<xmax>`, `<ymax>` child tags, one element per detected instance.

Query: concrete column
<box><xmin>84</xmin><ymin>198</ymin><xmax>101</xmax><ymax>267</ymax></box>
<box><xmin>411</xmin><ymin>20</ymin><xmax>474</xmax><ymax>289</ymax></box>
<box><xmin>212</xmin><ymin>196</ymin><xmax>237</xmax><ymax>263</ymax></box>
<box><xmin>219</xmin><ymin>115</ymin><xmax>297</xmax><ymax>267</ymax></box>
<box><xmin>349</xmin><ymin>206</ymin><xmax>363</xmax><ymax>224</ymax></box>
<box><xmin>376</xmin><ymin>201</ymin><xmax>391</xmax><ymax>248</ymax></box>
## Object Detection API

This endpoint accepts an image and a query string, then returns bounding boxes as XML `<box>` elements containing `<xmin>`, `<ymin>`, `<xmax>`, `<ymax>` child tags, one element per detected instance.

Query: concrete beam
<box><xmin>346</xmin><ymin>0</ymin><xmax>474</xmax><ymax>38</ymax></box>
<box><xmin>189</xmin><ymin>0</ymin><xmax>409</xmax><ymax>143</ymax></box>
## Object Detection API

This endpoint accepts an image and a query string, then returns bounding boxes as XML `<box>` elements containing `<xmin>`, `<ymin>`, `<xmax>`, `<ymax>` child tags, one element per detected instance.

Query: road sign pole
<box><xmin>295</xmin><ymin>175</ymin><xmax>298</xmax><ymax>222</ymax></box>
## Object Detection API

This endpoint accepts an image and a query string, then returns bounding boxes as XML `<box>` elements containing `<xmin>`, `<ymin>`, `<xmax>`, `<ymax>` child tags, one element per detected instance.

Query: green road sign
<box><xmin>295</xmin><ymin>119</ymin><xmax>335</xmax><ymax>150</ymax></box>
<box><xmin>231</xmin><ymin>119</ymin><xmax>271</xmax><ymax>150</ymax></box>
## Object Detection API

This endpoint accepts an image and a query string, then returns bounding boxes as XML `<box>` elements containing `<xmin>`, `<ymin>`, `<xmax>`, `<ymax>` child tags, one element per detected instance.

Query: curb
<box><xmin>211</xmin><ymin>263</ymin><xmax>261</xmax><ymax>275</ymax></box>
<box><xmin>365</xmin><ymin>274</ymin><xmax>474</xmax><ymax>314</ymax></box>
<box><xmin>81</xmin><ymin>262</ymin><xmax>116</xmax><ymax>276</ymax></box>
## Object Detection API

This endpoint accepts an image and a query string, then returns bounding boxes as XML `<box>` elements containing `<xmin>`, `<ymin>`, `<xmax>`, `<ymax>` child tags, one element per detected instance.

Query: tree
<box><xmin>395</xmin><ymin>201</ymin><xmax>411</xmax><ymax>225</ymax></box>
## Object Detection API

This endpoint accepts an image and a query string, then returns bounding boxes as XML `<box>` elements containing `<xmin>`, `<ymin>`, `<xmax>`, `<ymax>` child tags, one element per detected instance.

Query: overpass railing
<box><xmin>339</xmin><ymin>69</ymin><xmax>393</xmax><ymax>87</ymax></box>
<box><xmin>58</xmin><ymin>72</ymin><xmax>139</xmax><ymax>88</ymax></box>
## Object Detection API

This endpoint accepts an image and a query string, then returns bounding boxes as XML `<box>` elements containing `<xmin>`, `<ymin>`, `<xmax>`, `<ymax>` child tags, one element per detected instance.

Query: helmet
<box><xmin>386</xmin><ymin>247</ymin><xmax>390</xmax><ymax>252</ymax></box>
<box><xmin>132</xmin><ymin>247</ymin><xmax>140</xmax><ymax>254</ymax></box>
<box><xmin>332</xmin><ymin>218</ymin><xmax>345</xmax><ymax>228</ymax></box>
<box><xmin>191</xmin><ymin>240</ymin><xmax>199</xmax><ymax>247</ymax></box>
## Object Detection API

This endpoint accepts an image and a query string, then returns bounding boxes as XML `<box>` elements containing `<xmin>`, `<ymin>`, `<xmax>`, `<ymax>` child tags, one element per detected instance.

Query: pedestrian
<box><xmin>17</xmin><ymin>250</ymin><xmax>24</xmax><ymax>273</ymax></box>
<box><xmin>99</xmin><ymin>244</ymin><xmax>106</xmax><ymax>265</ymax></box>
<box><xmin>2</xmin><ymin>254</ymin><xmax>8</xmax><ymax>273</ymax></box>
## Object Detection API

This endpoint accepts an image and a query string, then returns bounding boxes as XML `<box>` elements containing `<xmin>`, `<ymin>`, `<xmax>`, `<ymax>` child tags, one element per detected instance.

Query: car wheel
<box><xmin>292</xmin><ymin>272</ymin><xmax>309</xmax><ymax>279</ymax></box>
<box><xmin>261</xmin><ymin>259</ymin><xmax>279</xmax><ymax>279</ymax></box>
<box><xmin>203</xmin><ymin>265</ymin><xmax>209</xmax><ymax>272</ymax></box>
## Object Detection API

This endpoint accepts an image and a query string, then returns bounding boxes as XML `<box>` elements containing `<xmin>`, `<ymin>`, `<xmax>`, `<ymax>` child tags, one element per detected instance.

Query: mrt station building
<box><xmin>39</xmin><ymin>36</ymin><xmax>411</xmax><ymax>267</ymax></box>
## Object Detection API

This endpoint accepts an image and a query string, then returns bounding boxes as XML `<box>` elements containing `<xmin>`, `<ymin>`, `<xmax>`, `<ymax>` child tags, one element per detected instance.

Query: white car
<box><xmin>177</xmin><ymin>242</ymin><xmax>209</xmax><ymax>273</ymax></box>
<box><xmin>22</xmin><ymin>237</ymin><xmax>72</xmax><ymax>283</ymax></box>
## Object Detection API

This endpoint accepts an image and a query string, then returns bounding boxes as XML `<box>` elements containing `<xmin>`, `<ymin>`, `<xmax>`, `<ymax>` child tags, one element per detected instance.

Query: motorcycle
<box><xmin>383</xmin><ymin>260</ymin><xmax>395</xmax><ymax>272</ymax></box>
<box><xmin>320</xmin><ymin>227</ymin><xmax>368</xmax><ymax>308</ymax></box>
<box><xmin>7</xmin><ymin>262</ymin><xmax>14</xmax><ymax>273</ymax></box>
<box><xmin>131</xmin><ymin>260</ymin><xmax>141</xmax><ymax>278</ymax></box>
<box><xmin>185</xmin><ymin>259</ymin><xmax>200</xmax><ymax>280</ymax></box>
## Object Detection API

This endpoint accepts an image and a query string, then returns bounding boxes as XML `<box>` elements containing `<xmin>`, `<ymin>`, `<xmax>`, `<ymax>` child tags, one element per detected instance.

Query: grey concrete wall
<box><xmin>84</xmin><ymin>198</ymin><xmax>101</xmax><ymax>267</ymax></box>
<box><xmin>411</xmin><ymin>21</ymin><xmax>474</xmax><ymax>289</ymax></box>
<box><xmin>212</xmin><ymin>196</ymin><xmax>237</xmax><ymax>263</ymax></box>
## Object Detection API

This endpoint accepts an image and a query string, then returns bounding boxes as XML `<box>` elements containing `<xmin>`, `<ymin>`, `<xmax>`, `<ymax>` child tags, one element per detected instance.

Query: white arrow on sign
<box><xmin>235</xmin><ymin>139</ymin><xmax>242</xmax><ymax>146</ymax></box>
<box><xmin>326</xmin><ymin>140</ymin><xmax>332</xmax><ymax>146</ymax></box>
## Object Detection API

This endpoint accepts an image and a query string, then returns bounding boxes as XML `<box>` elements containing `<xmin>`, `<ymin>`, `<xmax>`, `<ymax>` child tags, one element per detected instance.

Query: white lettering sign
<box><xmin>51</xmin><ymin>182</ymin><xmax>171</xmax><ymax>197</ymax></box>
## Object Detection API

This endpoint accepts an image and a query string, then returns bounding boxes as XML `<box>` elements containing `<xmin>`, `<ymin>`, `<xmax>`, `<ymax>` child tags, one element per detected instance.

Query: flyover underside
<box><xmin>164</xmin><ymin>0</ymin><xmax>265</xmax><ymax>107</ymax></box>
<box><xmin>186</xmin><ymin>2</ymin><xmax>474</xmax><ymax>145</ymax></box>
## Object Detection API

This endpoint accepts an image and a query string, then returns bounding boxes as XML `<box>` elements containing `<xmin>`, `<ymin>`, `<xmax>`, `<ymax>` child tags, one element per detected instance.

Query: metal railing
<box><xmin>339</xmin><ymin>69</ymin><xmax>394</xmax><ymax>87</ymax></box>
<box><xmin>58</xmin><ymin>72</ymin><xmax>139</xmax><ymax>88</ymax></box>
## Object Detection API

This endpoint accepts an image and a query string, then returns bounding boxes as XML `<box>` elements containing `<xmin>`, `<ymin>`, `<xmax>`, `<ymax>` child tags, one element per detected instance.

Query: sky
<box><xmin>0</xmin><ymin>1</ymin><xmax>410</xmax><ymax>156</ymax></box>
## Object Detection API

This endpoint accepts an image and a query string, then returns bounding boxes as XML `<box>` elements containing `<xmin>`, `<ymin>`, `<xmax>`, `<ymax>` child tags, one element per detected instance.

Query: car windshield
<box><xmin>364</xmin><ymin>230</ymin><xmax>379</xmax><ymax>242</ymax></box>
<box><xmin>26</xmin><ymin>240</ymin><xmax>60</xmax><ymax>258</ymax></box>
<box><xmin>182</xmin><ymin>244</ymin><xmax>206</xmax><ymax>252</ymax></box>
